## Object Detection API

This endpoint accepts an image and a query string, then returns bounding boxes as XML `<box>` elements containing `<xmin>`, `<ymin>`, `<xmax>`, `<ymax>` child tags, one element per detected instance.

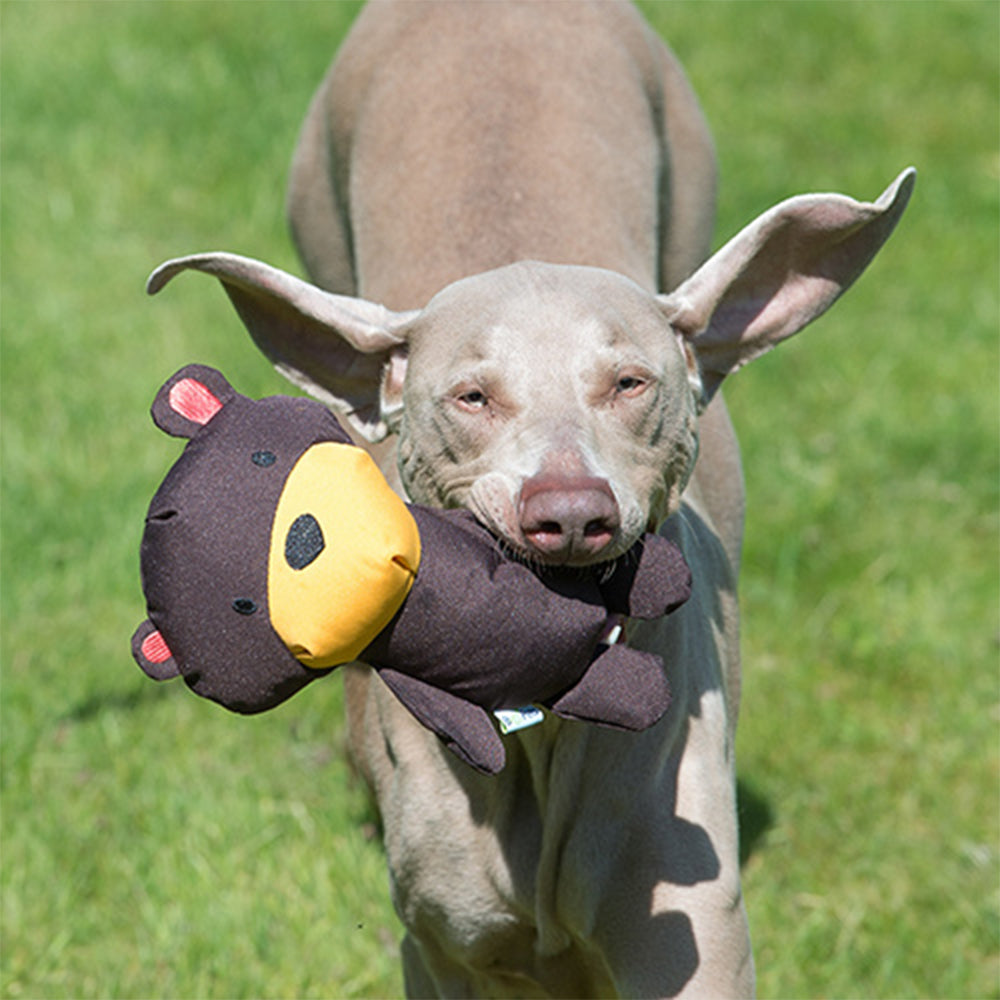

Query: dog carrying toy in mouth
<box><xmin>132</xmin><ymin>365</ymin><xmax>692</xmax><ymax>773</ymax></box>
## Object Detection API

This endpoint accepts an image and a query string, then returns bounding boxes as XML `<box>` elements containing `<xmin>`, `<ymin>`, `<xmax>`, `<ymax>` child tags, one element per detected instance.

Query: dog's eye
<box><xmin>455</xmin><ymin>389</ymin><xmax>488</xmax><ymax>412</ymax></box>
<box><xmin>615</xmin><ymin>374</ymin><xmax>648</xmax><ymax>397</ymax></box>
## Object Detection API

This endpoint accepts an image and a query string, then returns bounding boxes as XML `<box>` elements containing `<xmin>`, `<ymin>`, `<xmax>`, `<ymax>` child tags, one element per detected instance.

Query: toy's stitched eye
<box><xmin>285</xmin><ymin>513</ymin><xmax>325</xmax><ymax>570</ymax></box>
<box><xmin>252</xmin><ymin>450</ymin><xmax>277</xmax><ymax>467</ymax></box>
<box><xmin>232</xmin><ymin>598</ymin><xmax>258</xmax><ymax>615</ymax></box>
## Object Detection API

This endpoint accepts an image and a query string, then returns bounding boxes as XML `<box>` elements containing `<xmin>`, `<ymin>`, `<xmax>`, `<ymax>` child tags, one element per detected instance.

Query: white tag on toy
<box><xmin>494</xmin><ymin>706</ymin><xmax>544</xmax><ymax>734</ymax></box>
<box><xmin>602</xmin><ymin>621</ymin><xmax>624</xmax><ymax>646</ymax></box>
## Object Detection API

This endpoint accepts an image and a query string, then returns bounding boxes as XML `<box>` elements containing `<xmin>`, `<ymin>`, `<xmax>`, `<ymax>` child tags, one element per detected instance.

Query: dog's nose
<box><xmin>518</xmin><ymin>475</ymin><xmax>620</xmax><ymax>562</ymax></box>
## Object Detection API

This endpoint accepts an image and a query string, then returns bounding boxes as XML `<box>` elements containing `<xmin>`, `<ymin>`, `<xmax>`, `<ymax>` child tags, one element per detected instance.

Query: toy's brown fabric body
<box><xmin>133</xmin><ymin>365</ymin><xmax>692</xmax><ymax>774</ymax></box>
<box><xmin>365</xmin><ymin>507</ymin><xmax>689</xmax><ymax>772</ymax></box>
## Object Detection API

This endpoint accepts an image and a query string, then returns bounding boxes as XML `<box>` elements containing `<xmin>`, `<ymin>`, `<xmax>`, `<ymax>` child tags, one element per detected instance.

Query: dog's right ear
<box><xmin>148</xmin><ymin>253</ymin><xmax>418</xmax><ymax>443</ymax></box>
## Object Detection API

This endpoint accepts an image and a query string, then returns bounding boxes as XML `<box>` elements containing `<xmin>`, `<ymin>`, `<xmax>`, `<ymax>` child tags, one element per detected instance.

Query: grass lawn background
<box><xmin>2</xmin><ymin>2</ymin><xmax>996</xmax><ymax>997</ymax></box>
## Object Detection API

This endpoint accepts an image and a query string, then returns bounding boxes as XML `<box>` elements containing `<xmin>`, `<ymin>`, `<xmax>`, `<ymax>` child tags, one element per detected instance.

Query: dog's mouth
<box><xmin>485</xmin><ymin>524</ymin><xmax>639</xmax><ymax>570</ymax></box>
<box><xmin>479</xmin><ymin>527</ymin><xmax>649</xmax><ymax>614</ymax></box>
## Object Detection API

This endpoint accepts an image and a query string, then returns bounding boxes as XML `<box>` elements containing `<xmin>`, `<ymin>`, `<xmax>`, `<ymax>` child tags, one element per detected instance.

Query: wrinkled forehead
<box><xmin>407</xmin><ymin>262</ymin><xmax>676</xmax><ymax>366</ymax></box>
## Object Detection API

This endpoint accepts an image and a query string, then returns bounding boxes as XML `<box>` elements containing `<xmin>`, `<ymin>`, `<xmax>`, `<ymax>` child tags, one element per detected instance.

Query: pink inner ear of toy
<box><xmin>169</xmin><ymin>378</ymin><xmax>223</xmax><ymax>425</ymax></box>
<box><xmin>141</xmin><ymin>629</ymin><xmax>173</xmax><ymax>664</ymax></box>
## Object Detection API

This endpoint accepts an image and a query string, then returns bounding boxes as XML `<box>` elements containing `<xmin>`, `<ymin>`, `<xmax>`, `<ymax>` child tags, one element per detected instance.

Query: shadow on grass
<box><xmin>62</xmin><ymin>683</ymin><xmax>168</xmax><ymax>723</ymax></box>
<box><xmin>737</xmin><ymin>776</ymin><xmax>774</xmax><ymax>867</ymax></box>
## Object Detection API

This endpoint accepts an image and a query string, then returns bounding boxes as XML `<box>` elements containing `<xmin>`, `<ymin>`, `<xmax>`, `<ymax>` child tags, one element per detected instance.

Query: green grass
<box><xmin>2</xmin><ymin>2</ymin><xmax>996</xmax><ymax>998</ymax></box>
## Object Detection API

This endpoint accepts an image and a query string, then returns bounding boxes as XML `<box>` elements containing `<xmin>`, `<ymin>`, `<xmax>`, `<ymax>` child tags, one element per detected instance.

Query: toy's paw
<box><xmin>545</xmin><ymin>644</ymin><xmax>671</xmax><ymax>731</ymax></box>
<box><xmin>599</xmin><ymin>535</ymin><xmax>692</xmax><ymax>619</ymax></box>
<box><xmin>377</xmin><ymin>668</ymin><xmax>506</xmax><ymax>775</ymax></box>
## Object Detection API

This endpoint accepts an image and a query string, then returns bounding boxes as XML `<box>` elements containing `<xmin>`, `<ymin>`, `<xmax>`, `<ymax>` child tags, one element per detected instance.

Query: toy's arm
<box><xmin>544</xmin><ymin>643</ymin><xmax>672</xmax><ymax>731</ymax></box>
<box><xmin>376</xmin><ymin>668</ymin><xmax>507</xmax><ymax>775</ymax></box>
<box><xmin>596</xmin><ymin>534</ymin><xmax>692</xmax><ymax>620</ymax></box>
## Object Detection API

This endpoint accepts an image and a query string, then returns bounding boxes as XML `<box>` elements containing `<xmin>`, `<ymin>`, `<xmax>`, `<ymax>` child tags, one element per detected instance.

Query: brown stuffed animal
<box><xmin>132</xmin><ymin>365</ymin><xmax>692</xmax><ymax>773</ymax></box>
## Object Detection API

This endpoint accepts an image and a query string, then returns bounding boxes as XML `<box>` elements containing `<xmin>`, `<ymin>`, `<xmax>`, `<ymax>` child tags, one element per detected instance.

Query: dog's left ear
<box><xmin>661</xmin><ymin>168</ymin><xmax>915</xmax><ymax>403</ymax></box>
<box><xmin>147</xmin><ymin>253</ymin><xmax>418</xmax><ymax>443</ymax></box>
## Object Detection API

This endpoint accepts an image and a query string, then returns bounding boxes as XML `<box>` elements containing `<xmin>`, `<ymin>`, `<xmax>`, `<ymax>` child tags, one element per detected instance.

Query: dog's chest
<box><xmin>381</xmin><ymin>723</ymin><xmax>605</xmax><ymax>970</ymax></box>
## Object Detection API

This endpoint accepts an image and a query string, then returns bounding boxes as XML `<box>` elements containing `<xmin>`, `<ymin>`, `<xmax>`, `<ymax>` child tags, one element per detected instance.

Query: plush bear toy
<box><xmin>132</xmin><ymin>365</ymin><xmax>692</xmax><ymax>773</ymax></box>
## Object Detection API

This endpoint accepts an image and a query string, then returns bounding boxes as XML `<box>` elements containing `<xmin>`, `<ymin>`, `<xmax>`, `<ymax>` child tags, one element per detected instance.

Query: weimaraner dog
<box><xmin>149</xmin><ymin>2</ymin><xmax>913</xmax><ymax>995</ymax></box>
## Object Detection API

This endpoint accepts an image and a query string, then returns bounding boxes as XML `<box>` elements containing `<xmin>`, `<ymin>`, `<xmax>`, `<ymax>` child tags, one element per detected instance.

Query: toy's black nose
<box><xmin>285</xmin><ymin>513</ymin><xmax>325</xmax><ymax>569</ymax></box>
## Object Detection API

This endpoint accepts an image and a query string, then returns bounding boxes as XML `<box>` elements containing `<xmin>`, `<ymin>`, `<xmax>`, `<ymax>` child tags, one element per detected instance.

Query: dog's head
<box><xmin>392</xmin><ymin>262</ymin><xmax>702</xmax><ymax>564</ymax></box>
<box><xmin>148</xmin><ymin>169</ymin><xmax>913</xmax><ymax>566</ymax></box>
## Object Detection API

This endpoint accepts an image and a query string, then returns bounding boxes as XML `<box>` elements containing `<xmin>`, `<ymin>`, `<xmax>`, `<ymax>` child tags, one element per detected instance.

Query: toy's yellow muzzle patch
<box><xmin>268</xmin><ymin>442</ymin><xmax>420</xmax><ymax>668</ymax></box>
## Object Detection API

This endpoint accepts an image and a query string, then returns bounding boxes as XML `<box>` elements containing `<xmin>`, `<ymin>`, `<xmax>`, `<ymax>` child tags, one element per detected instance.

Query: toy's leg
<box><xmin>545</xmin><ymin>645</ymin><xmax>671</xmax><ymax>731</ymax></box>
<box><xmin>377</xmin><ymin>668</ymin><xmax>506</xmax><ymax>775</ymax></box>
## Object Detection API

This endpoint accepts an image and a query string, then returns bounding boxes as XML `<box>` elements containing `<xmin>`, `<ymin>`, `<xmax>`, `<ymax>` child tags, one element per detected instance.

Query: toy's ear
<box><xmin>151</xmin><ymin>364</ymin><xmax>239</xmax><ymax>439</ymax></box>
<box><xmin>131</xmin><ymin>620</ymin><xmax>180</xmax><ymax>681</ymax></box>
